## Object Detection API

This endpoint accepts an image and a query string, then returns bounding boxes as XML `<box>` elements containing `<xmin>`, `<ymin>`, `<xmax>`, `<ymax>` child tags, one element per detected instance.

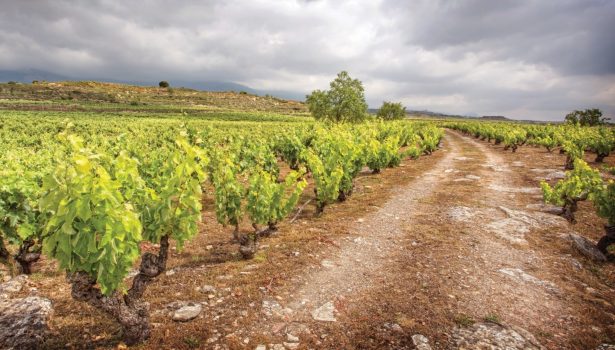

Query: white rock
<box><xmin>199</xmin><ymin>285</ymin><xmax>216</xmax><ymax>293</ymax></box>
<box><xmin>172</xmin><ymin>303</ymin><xmax>202</xmax><ymax>321</ymax></box>
<box><xmin>312</xmin><ymin>301</ymin><xmax>336</xmax><ymax>322</ymax></box>
<box><xmin>321</xmin><ymin>260</ymin><xmax>335</xmax><ymax>268</ymax></box>
<box><xmin>498</xmin><ymin>268</ymin><xmax>559</xmax><ymax>294</ymax></box>
<box><xmin>412</xmin><ymin>334</ymin><xmax>432</xmax><ymax>350</ymax></box>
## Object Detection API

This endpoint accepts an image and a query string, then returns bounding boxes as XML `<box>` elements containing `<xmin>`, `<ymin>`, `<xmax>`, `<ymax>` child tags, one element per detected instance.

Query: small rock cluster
<box><xmin>450</xmin><ymin>322</ymin><xmax>543</xmax><ymax>349</ymax></box>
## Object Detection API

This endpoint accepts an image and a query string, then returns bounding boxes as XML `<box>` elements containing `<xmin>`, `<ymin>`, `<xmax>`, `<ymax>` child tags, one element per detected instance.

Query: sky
<box><xmin>0</xmin><ymin>0</ymin><xmax>614</xmax><ymax>121</ymax></box>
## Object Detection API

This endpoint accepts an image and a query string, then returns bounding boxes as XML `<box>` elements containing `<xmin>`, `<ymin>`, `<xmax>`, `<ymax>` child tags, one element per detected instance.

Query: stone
<box><xmin>0</xmin><ymin>277</ymin><xmax>24</xmax><ymax>295</ymax></box>
<box><xmin>412</xmin><ymin>334</ymin><xmax>432</xmax><ymax>350</ymax></box>
<box><xmin>270</xmin><ymin>344</ymin><xmax>285</xmax><ymax>350</ymax></box>
<box><xmin>498</xmin><ymin>268</ymin><xmax>559</xmax><ymax>294</ymax></box>
<box><xmin>450</xmin><ymin>322</ymin><xmax>543</xmax><ymax>349</ymax></box>
<box><xmin>255</xmin><ymin>345</ymin><xmax>266</xmax><ymax>350</ymax></box>
<box><xmin>384</xmin><ymin>322</ymin><xmax>403</xmax><ymax>333</ymax></box>
<box><xmin>544</xmin><ymin>171</ymin><xmax>566</xmax><ymax>180</ymax></box>
<box><xmin>569</xmin><ymin>233</ymin><xmax>607</xmax><ymax>262</ymax></box>
<box><xmin>486</xmin><ymin>218</ymin><xmax>529</xmax><ymax>245</ymax></box>
<box><xmin>283</xmin><ymin>342</ymin><xmax>299</xmax><ymax>349</ymax></box>
<box><xmin>0</xmin><ymin>296</ymin><xmax>53</xmax><ymax>349</ymax></box>
<box><xmin>525</xmin><ymin>203</ymin><xmax>562</xmax><ymax>215</ymax></box>
<box><xmin>311</xmin><ymin>301</ymin><xmax>336</xmax><ymax>322</ymax></box>
<box><xmin>448</xmin><ymin>206</ymin><xmax>480</xmax><ymax>222</ymax></box>
<box><xmin>596</xmin><ymin>344</ymin><xmax>615</xmax><ymax>350</ymax></box>
<box><xmin>172</xmin><ymin>303</ymin><xmax>202</xmax><ymax>322</ymax></box>
<box><xmin>262</xmin><ymin>299</ymin><xmax>284</xmax><ymax>318</ymax></box>
<box><xmin>287</xmin><ymin>333</ymin><xmax>299</xmax><ymax>342</ymax></box>
<box><xmin>488</xmin><ymin>184</ymin><xmax>541</xmax><ymax>194</ymax></box>
<box><xmin>198</xmin><ymin>285</ymin><xmax>217</xmax><ymax>293</ymax></box>
<box><xmin>321</xmin><ymin>260</ymin><xmax>335</xmax><ymax>268</ymax></box>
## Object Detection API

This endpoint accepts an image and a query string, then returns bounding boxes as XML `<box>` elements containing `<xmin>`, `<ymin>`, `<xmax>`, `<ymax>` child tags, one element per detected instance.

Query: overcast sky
<box><xmin>1</xmin><ymin>0</ymin><xmax>614</xmax><ymax>120</ymax></box>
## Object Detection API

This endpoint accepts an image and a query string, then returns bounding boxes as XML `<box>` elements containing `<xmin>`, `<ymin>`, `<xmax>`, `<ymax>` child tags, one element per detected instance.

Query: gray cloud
<box><xmin>0</xmin><ymin>0</ymin><xmax>613</xmax><ymax>120</ymax></box>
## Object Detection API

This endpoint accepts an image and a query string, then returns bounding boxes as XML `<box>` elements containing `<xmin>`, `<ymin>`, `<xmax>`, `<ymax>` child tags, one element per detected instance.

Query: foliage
<box><xmin>540</xmin><ymin>159</ymin><xmax>603</xmax><ymax>222</ymax></box>
<box><xmin>565</xmin><ymin>108</ymin><xmax>607</xmax><ymax>126</ymax></box>
<box><xmin>306</xmin><ymin>71</ymin><xmax>367</xmax><ymax>123</ymax></box>
<box><xmin>40</xmin><ymin>136</ymin><xmax>144</xmax><ymax>295</ymax></box>
<box><xmin>158</xmin><ymin>81</ymin><xmax>170</xmax><ymax>88</ymax></box>
<box><xmin>246</xmin><ymin>169</ymin><xmax>307</xmax><ymax>228</ymax></box>
<box><xmin>593</xmin><ymin>180</ymin><xmax>615</xmax><ymax>227</ymax></box>
<box><xmin>377</xmin><ymin>101</ymin><xmax>406</xmax><ymax>120</ymax></box>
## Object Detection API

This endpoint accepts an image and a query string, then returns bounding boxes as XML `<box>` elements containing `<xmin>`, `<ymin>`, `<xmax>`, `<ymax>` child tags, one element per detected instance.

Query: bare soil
<box><xmin>6</xmin><ymin>130</ymin><xmax>614</xmax><ymax>349</ymax></box>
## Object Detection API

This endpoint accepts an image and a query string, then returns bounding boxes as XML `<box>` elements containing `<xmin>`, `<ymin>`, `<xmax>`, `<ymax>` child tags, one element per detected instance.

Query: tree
<box><xmin>377</xmin><ymin>101</ymin><xmax>406</xmax><ymax>120</ymax></box>
<box><xmin>306</xmin><ymin>71</ymin><xmax>367</xmax><ymax>123</ymax></box>
<box><xmin>158</xmin><ymin>81</ymin><xmax>170</xmax><ymax>88</ymax></box>
<box><xmin>565</xmin><ymin>108</ymin><xmax>607</xmax><ymax>126</ymax></box>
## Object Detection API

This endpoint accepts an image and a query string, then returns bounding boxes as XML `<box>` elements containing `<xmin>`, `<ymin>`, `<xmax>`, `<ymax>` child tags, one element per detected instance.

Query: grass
<box><xmin>454</xmin><ymin>313</ymin><xmax>475</xmax><ymax>327</ymax></box>
<box><xmin>483</xmin><ymin>313</ymin><xmax>501</xmax><ymax>324</ymax></box>
<box><xmin>183</xmin><ymin>336</ymin><xmax>201</xmax><ymax>348</ymax></box>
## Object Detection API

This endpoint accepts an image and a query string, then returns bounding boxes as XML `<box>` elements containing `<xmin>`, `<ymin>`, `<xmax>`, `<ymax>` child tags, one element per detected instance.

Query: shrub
<box><xmin>158</xmin><ymin>81</ymin><xmax>170</xmax><ymax>88</ymax></box>
<box><xmin>377</xmin><ymin>101</ymin><xmax>406</xmax><ymax>120</ymax></box>
<box><xmin>565</xmin><ymin>108</ymin><xmax>607</xmax><ymax>126</ymax></box>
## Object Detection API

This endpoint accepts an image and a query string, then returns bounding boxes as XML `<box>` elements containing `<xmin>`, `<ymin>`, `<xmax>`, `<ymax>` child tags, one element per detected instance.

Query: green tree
<box><xmin>158</xmin><ymin>81</ymin><xmax>170</xmax><ymax>88</ymax></box>
<box><xmin>377</xmin><ymin>101</ymin><xmax>406</xmax><ymax>120</ymax></box>
<box><xmin>565</xmin><ymin>108</ymin><xmax>607</xmax><ymax>126</ymax></box>
<box><xmin>306</xmin><ymin>71</ymin><xmax>367</xmax><ymax>123</ymax></box>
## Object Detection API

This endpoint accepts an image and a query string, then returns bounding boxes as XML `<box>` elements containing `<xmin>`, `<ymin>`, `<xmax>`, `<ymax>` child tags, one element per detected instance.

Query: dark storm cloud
<box><xmin>0</xmin><ymin>0</ymin><xmax>613</xmax><ymax>120</ymax></box>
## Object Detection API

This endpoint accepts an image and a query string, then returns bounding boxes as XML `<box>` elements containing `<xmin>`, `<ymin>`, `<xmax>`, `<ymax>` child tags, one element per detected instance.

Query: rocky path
<box><xmin>249</xmin><ymin>130</ymin><xmax>615</xmax><ymax>349</ymax></box>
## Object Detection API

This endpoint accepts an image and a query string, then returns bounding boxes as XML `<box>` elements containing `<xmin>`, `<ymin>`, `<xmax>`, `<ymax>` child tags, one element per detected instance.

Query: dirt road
<box><xmin>247</xmin><ymin>130</ymin><xmax>615</xmax><ymax>349</ymax></box>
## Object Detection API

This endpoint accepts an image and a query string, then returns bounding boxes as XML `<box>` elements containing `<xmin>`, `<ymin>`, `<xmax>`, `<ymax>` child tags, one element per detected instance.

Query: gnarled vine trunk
<box><xmin>69</xmin><ymin>235</ymin><xmax>170</xmax><ymax>345</ymax></box>
<box><xmin>0</xmin><ymin>239</ymin><xmax>10</xmax><ymax>266</ymax></box>
<box><xmin>15</xmin><ymin>239</ymin><xmax>41</xmax><ymax>275</ymax></box>
<box><xmin>559</xmin><ymin>201</ymin><xmax>578</xmax><ymax>223</ymax></box>
<box><xmin>564</xmin><ymin>155</ymin><xmax>574</xmax><ymax>170</ymax></box>
<box><xmin>238</xmin><ymin>233</ymin><xmax>257</xmax><ymax>259</ymax></box>
<box><xmin>597</xmin><ymin>225</ymin><xmax>615</xmax><ymax>257</ymax></box>
<box><xmin>595</xmin><ymin>153</ymin><xmax>608</xmax><ymax>163</ymax></box>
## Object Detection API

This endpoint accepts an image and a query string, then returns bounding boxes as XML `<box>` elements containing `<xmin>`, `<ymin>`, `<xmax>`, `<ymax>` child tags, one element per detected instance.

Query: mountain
<box><xmin>0</xmin><ymin>69</ymin><xmax>69</xmax><ymax>83</ymax></box>
<box><xmin>0</xmin><ymin>69</ymin><xmax>305</xmax><ymax>101</ymax></box>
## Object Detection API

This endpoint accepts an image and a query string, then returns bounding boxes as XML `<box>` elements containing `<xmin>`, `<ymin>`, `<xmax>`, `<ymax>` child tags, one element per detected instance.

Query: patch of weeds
<box><xmin>183</xmin><ymin>336</ymin><xmax>200</xmax><ymax>348</ymax></box>
<box><xmin>454</xmin><ymin>313</ymin><xmax>475</xmax><ymax>327</ymax></box>
<box><xmin>483</xmin><ymin>313</ymin><xmax>501</xmax><ymax>324</ymax></box>
<box><xmin>253</xmin><ymin>251</ymin><xmax>267</xmax><ymax>262</ymax></box>
<box><xmin>536</xmin><ymin>330</ymin><xmax>553</xmax><ymax>338</ymax></box>
<box><xmin>29</xmin><ymin>272</ymin><xmax>44</xmax><ymax>282</ymax></box>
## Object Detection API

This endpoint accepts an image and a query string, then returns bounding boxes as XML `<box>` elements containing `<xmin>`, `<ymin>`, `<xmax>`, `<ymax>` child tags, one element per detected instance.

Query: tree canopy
<box><xmin>377</xmin><ymin>101</ymin><xmax>406</xmax><ymax>120</ymax></box>
<box><xmin>565</xmin><ymin>108</ymin><xmax>607</xmax><ymax>126</ymax></box>
<box><xmin>306</xmin><ymin>71</ymin><xmax>367</xmax><ymax>123</ymax></box>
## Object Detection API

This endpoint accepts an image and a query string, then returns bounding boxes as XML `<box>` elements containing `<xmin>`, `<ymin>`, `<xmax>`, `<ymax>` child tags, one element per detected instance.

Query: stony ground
<box><xmin>1</xmin><ymin>130</ymin><xmax>614</xmax><ymax>350</ymax></box>
<box><xmin>240</xmin><ymin>130</ymin><xmax>615</xmax><ymax>350</ymax></box>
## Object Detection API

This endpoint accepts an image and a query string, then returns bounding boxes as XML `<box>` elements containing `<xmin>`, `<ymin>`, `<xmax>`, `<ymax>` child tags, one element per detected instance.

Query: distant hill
<box><xmin>0</xmin><ymin>69</ymin><xmax>305</xmax><ymax>102</ymax></box>
<box><xmin>0</xmin><ymin>80</ymin><xmax>307</xmax><ymax>114</ymax></box>
<box><xmin>480</xmin><ymin>115</ymin><xmax>510</xmax><ymax>121</ymax></box>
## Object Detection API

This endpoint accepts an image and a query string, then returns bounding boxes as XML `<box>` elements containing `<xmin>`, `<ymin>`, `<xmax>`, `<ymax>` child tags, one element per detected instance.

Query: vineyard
<box><xmin>0</xmin><ymin>84</ymin><xmax>614</xmax><ymax>349</ymax></box>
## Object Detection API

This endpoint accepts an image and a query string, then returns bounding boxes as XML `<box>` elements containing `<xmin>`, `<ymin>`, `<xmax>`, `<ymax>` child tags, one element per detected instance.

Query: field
<box><xmin>1</xmin><ymin>81</ymin><xmax>614</xmax><ymax>350</ymax></box>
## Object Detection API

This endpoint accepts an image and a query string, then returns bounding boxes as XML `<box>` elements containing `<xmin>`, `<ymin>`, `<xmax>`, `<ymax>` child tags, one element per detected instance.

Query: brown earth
<box><xmin>4</xmin><ymin>129</ymin><xmax>614</xmax><ymax>349</ymax></box>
